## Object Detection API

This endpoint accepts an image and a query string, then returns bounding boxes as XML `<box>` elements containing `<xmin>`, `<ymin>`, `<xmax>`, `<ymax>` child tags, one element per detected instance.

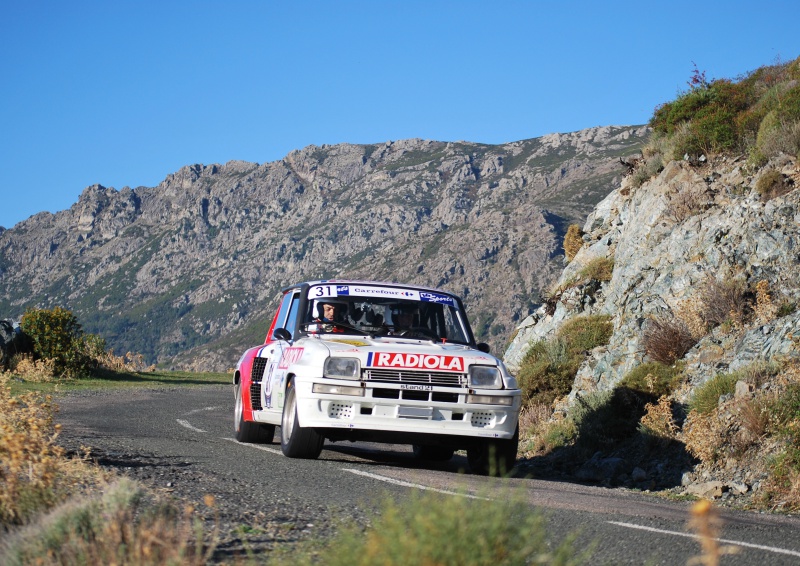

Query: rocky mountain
<box><xmin>504</xmin><ymin>151</ymin><xmax>800</xmax><ymax>504</ymax></box>
<box><xmin>0</xmin><ymin>126</ymin><xmax>646</xmax><ymax>370</ymax></box>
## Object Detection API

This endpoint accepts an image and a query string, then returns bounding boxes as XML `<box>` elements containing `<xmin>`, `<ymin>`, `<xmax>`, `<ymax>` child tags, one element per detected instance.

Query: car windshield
<box><xmin>302</xmin><ymin>283</ymin><xmax>471</xmax><ymax>344</ymax></box>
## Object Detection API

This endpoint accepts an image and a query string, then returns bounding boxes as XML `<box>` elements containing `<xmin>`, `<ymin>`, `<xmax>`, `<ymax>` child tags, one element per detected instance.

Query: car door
<box><xmin>262</xmin><ymin>289</ymin><xmax>301</xmax><ymax>412</ymax></box>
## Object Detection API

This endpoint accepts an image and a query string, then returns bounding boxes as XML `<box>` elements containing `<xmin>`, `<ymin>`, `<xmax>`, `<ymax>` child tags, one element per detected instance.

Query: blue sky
<box><xmin>2</xmin><ymin>1</ymin><xmax>798</xmax><ymax>229</ymax></box>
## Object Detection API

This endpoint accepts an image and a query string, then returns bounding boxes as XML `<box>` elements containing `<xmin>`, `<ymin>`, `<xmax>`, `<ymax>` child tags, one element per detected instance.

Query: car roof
<box><xmin>282</xmin><ymin>280</ymin><xmax>460</xmax><ymax>298</ymax></box>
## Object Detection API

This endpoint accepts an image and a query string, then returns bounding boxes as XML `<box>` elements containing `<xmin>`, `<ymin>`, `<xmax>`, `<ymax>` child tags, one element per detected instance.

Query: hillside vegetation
<box><xmin>506</xmin><ymin>55</ymin><xmax>800</xmax><ymax>511</ymax></box>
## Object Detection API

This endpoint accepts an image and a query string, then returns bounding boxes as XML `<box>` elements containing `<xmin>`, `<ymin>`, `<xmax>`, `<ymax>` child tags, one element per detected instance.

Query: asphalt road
<box><xmin>54</xmin><ymin>385</ymin><xmax>800</xmax><ymax>565</ymax></box>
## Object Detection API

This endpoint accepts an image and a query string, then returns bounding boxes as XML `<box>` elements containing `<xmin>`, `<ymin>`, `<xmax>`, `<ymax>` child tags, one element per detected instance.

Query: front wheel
<box><xmin>466</xmin><ymin>427</ymin><xmax>519</xmax><ymax>476</ymax></box>
<box><xmin>280</xmin><ymin>380</ymin><xmax>324</xmax><ymax>459</ymax></box>
<box><xmin>234</xmin><ymin>384</ymin><xmax>276</xmax><ymax>443</ymax></box>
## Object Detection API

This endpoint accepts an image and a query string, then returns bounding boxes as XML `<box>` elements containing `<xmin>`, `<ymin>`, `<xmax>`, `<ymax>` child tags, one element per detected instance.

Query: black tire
<box><xmin>412</xmin><ymin>445</ymin><xmax>455</xmax><ymax>461</ymax></box>
<box><xmin>234</xmin><ymin>384</ymin><xmax>276</xmax><ymax>443</ymax></box>
<box><xmin>280</xmin><ymin>380</ymin><xmax>324</xmax><ymax>459</ymax></box>
<box><xmin>466</xmin><ymin>427</ymin><xmax>519</xmax><ymax>476</ymax></box>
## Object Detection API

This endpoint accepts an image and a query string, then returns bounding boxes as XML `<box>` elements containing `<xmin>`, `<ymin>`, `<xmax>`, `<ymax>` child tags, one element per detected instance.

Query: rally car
<box><xmin>233</xmin><ymin>280</ymin><xmax>521</xmax><ymax>475</ymax></box>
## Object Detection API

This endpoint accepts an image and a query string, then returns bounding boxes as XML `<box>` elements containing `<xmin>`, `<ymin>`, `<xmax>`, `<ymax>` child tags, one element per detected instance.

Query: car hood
<box><xmin>302</xmin><ymin>335</ymin><xmax>501</xmax><ymax>371</ymax></box>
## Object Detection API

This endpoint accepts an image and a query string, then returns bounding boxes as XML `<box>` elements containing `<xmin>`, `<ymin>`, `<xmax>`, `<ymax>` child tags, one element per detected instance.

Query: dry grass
<box><xmin>682</xmin><ymin>409</ymin><xmax>725</xmax><ymax>463</ymax></box>
<box><xmin>687</xmin><ymin>500</ymin><xmax>740</xmax><ymax>565</ymax></box>
<box><xmin>755</xmin><ymin>168</ymin><xmax>792</xmax><ymax>201</ymax></box>
<box><xmin>698</xmin><ymin>275</ymin><xmax>748</xmax><ymax>329</ymax></box>
<box><xmin>0</xmin><ymin>376</ymin><xmax>107</xmax><ymax>525</ymax></box>
<box><xmin>753</xmin><ymin>279</ymin><xmax>778</xmax><ymax>324</ymax></box>
<box><xmin>666</xmin><ymin>182</ymin><xmax>711</xmax><ymax>222</ymax></box>
<box><xmin>1</xmin><ymin>479</ymin><xmax>218</xmax><ymax>566</ymax></box>
<box><xmin>5</xmin><ymin>354</ymin><xmax>57</xmax><ymax>382</ymax></box>
<box><xmin>639</xmin><ymin>395</ymin><xmax>679</xmax><ymax>444</ymax></box>
<box><xmin>641</xmin><ymin>315</ymin><xmax>698</xmax><ymax>365</ymax></box>
<box><xmin>0</xmin><ymin>375</ymin><xmax>219</xmax><ymax>564</ymax></box>
<box><xmin>578</xmin><ymin>257</ymin><xmax>614</xmax><ymax>282</ymax></box>
<box><xmin>674</xmin><ymin>296</ymin><xmax>710</xmax><ymax>340</ymax></box>
<box><xmin>563</xmin><ymin>224</ymin><xmax>584</xmax><ymax>262</ymax></box>
<box><xmin>98</xmin><ymin>350</ymin><xmax>156</xmax><ymax>373</ymax></box>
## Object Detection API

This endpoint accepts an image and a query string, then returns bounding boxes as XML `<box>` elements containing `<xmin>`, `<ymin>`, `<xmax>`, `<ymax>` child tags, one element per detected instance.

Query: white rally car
<box><xmin>233</xmin><ymin>280</ymin><xmax>521</xmax><ymax>474</ymax></box>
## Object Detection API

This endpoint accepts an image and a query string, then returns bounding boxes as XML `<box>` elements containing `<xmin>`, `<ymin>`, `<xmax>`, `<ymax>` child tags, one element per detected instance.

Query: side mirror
<box><xmin>273</xmin><ymin>328</ymin><xmax>292</xmax><ymax>342</ymax></box>
<box><xmin>476</xmin><ymin>342</ymin><xmax>491</xmax><ymax>354</ymax></box>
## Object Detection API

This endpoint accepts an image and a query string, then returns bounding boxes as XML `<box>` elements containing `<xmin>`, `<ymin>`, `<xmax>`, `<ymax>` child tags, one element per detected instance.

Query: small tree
<box><xmin>20</xmin><ymin>307</ymin><xmax>104</xmax><ymax>378</ymax></box>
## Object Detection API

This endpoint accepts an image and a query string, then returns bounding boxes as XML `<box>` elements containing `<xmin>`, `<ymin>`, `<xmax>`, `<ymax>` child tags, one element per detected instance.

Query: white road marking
<box><xmin>176</xmin><ymin>419</ymin><xmax>206</xmax><ymax>433</ymax></box>
<box><xmin>186</xmin><ymin>405</ymin><xmax>222</xmax><ymax>415</ymax></box>
<box><xmin>608</xmin><ymin>520</ymin><xmax>800</xmax><ymax>558</ymax></box>
<box><xmin>342</xmin><ymin>468</ymin><xmax>489</xmax><ymax>500</ymax></box>
<box><xmin>223</xmin><ymin>437</ymin><xmax>283</xmax><ymax>455</ymax></box>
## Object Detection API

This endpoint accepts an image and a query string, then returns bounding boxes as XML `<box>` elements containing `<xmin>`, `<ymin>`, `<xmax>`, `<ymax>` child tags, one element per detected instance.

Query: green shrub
<box><xmin>649</xmin><ymin>56</ymin><xmax>800</xmax><ymax>161</ymax></box>
<box><xmin>690</xmin><ymin>372</ymin><xmax>739</xmax><ymax>414</ymax></box>
<box><xmin>1</xmin><ymin>478</ymin><xmax>213</xmax><ymax>565</ymax></box>
<box><xmin>19</xmin><ymin>307</ymin><xmax>106</xmax><ymax>378</ymax></box>
<box><xmin>557</xmin><ymin>314</ymin><xmax>613</xmax><ymax>353</ymax></box>
<box><xmin>518</xmin><ymin>316</ymin><xmax>613</xmax><ymax>407</ymax></box>
<box><xmin>619</xmin><ymin>361</ymin><xmax>684</xmax><ymax>398</ymax></box>
<box><xmin>755</xmin><ymin>169</ymin><xmax>789</xmax><ymax>200</ymax></box>
<box><xmin>569</xmin><ymin>388</ymin><xmax>653</xmax><ymax>453</ymax></box>
<box><xmin>762</xmin><ymin>384</ymin><xmax>800</xmax><ymax>510</ymax></box>
<box><xmin>275</xmin><ymin>491</ymin><xmax>584</xmax><ymax>566</ymax></box>
<box><xmin>517</xmin><ymin>340</ymin><xmax>581</xmax><ymax>407</ymax></box>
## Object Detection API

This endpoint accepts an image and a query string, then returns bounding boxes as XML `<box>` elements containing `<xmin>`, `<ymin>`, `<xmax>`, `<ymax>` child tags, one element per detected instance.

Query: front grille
<box><xmin>249</xmin><ymin>381</ymin><xmax>262</xmax><ymax>411</ymax></box>
<box><xmin>252</xmin><ymin>358</ymin><xmax>268</xmax><ymax>381</ymax></box>
<box><xmin>363</xmin><ymin>368</ymin><xmax>466</xmax><ymax>388</ymax></box>
<box><xmin>249</xmin><ymin>357</ymin><xmax>268</xmax><ymax>411</ymax></box>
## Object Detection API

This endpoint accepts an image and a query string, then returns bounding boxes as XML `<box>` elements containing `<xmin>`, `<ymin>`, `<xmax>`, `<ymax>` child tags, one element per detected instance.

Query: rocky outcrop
<box><xmin>0</xmin><ymin>126</ymin><xmax>646</xmax><ymax>370</ymax></box>
<box><xmin>504</xmin><ymin>151</ymin><xmax>800</xmax><ymax>503</ymax></box>
<box><xmin>504</xmin><ymin>154</ymin><xmax>800</xmax><ymax>396</ymax></box>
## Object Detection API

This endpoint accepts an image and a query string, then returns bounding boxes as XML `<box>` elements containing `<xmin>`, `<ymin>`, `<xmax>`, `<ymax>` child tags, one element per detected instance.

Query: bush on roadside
<box><xmin>0</xmin><ymin>377</ymin><xmax>106</xmax><ymax>525</ymax></box>
<box><xmin>271</xmin><ymin>490</ymin><xmax>585</xmax><ymax>566</ymax></box>
<box><xmin>19</xmin><ymin>307</ymin><xmax>106</xmax><ymax>379</ymax></box>
<box><xmin>0</xmin><ymin>478</ymin><xmax>216</xmax><ymax>566</ymax></box>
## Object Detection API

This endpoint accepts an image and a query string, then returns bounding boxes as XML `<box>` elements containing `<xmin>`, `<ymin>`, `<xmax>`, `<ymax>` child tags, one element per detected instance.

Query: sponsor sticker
<box><xmin>367</xmin><ymin>352</ymin><xmax>465</xmax><ymax>372</ymax></box>
<box><xmin>278</xmin><ymin>347</ymin><xmax>304</xmax><ymax>369</ymax></box>
<box><xmin>419</xmin><ymin>292</ymin><xmax>455</xmax><ymax>305</ymax></box>
<box><xmin>329</xmin><ymin>339</ymin><xmax>369</xmax><ymax>347</ymax></box>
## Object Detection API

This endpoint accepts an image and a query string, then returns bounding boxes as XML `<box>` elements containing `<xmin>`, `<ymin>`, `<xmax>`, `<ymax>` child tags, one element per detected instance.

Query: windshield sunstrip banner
<box><xmin>309</xmin><ymin>285</ymin><xmax>453</xmax><ymax>305</ymax></box>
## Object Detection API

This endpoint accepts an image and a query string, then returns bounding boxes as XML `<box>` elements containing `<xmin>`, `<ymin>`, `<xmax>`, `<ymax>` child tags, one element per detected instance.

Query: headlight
<box><xmin>468</xmin><ymin>365</ymin><xmax>502</xmax><ymax>389</ymax></box>
<box><xmin>324</xmin><ymin>357</ymin><xmax>360</xmax><ymax>380</ymax></box>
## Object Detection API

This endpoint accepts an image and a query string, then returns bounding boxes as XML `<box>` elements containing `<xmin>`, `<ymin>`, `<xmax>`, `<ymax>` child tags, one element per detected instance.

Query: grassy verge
<box><xmin>6</xmin><ymin>370</ymin><xmax>229</xmax><ymax>395</ymax></box>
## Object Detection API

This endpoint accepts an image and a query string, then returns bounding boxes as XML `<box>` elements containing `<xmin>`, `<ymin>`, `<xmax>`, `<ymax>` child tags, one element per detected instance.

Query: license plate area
<box><xmin>397</xmin><ymin>406</ymin><xmax>433</xmax><ymax>419</ymax></box>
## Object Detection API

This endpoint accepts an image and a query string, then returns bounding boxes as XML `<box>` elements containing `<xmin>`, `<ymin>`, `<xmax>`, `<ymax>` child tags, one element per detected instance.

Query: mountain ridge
<box><xmin>0</xmin><ymin>126</ymin><xmax>647</xmax><ymax>370</ymax></box>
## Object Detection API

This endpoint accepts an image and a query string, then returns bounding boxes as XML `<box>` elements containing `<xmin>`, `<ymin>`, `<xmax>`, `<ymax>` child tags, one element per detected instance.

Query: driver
<box><xmin>390</xmin><ymin>304</ymin><xmax>419</xmax><ymax>334</ymax></box>
<box><xmin>314</xmin><ymin>300</ymin><xmax>346</xmax><ymax>333</ymax></box>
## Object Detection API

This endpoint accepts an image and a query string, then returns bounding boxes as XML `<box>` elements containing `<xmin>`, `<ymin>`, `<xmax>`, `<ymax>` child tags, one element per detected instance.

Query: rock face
<box><xmin>504</xmin><ymin>153</ymin><xmax>800</xmax><ymax>398</ymax></box>
<box><xmin>0</xmin><ymin>127</ymin><xmax>646</xmax><ymax>370</ymax></box>
<box><xmin>504</xmin><ymin>152</ymin><xmax>800</xmax><ymax>501</ymax></box>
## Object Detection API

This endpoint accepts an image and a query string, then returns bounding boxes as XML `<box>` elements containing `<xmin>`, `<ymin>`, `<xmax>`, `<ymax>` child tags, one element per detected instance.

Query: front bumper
<box><xmin>294</xmin><ymin>378</ymin><xmax>520</xmax><ymax>440</ymax></box>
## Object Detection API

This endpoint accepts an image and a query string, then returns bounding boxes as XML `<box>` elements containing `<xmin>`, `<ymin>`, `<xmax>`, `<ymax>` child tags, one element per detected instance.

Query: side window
<box><xmin>270</xmin><ymin>292</ymin><xmax>294</xmax><ymax>340</ymax></box>
<box><xmin>284</xmin><ymin>293</ymin><xmax>301</xmax><ymax>336</ymax></box>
